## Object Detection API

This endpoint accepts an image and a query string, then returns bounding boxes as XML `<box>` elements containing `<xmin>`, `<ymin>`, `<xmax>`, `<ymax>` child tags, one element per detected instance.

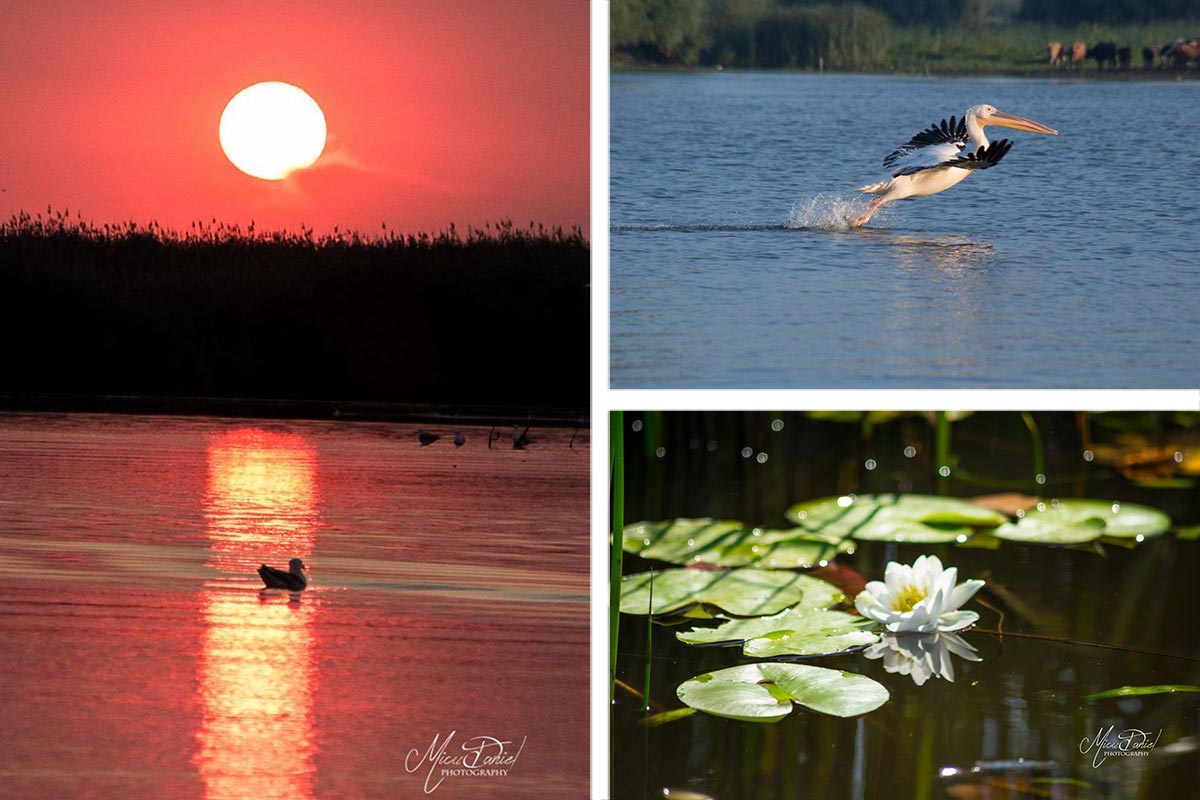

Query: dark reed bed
<box><xmin>0</xmin><ymin>210</ymin><xmax>589</xmax><ymax>410</ymax></box>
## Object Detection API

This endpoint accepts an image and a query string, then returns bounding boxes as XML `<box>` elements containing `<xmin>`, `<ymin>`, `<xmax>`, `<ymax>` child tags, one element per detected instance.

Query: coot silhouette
<box><xmin>258</xmin><ymin>558</ymin><xmax>307</xmax><ymax>590</ymax></box>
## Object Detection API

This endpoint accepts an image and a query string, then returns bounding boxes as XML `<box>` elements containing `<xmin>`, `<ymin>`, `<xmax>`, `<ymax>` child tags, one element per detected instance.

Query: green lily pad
<box><xmin>714</xmin><ymin>530</ymin><xmax>855</xmax><ymax>568</ymax></box>
<box><xmin>622</xmin><ymin>518</ymin><xmax>746</xmax><ymax>564</ymax></box>
<box><xmin>677</xmin><ymin>663</ymin><xmax>890</xmax><ymax>722</ymax></box>
<box><xmin>620</xmin><ymin>568</ymin><xmax>842</xmax><ymax>617</ymax></box>
<box><xmin>993</xmin><ymin>515</ymin><xmax>1105</xmax><ymax>544</ymax></box>
<box><xmin>995</xmin><ymin>499</ymin><xmax>1170</xmax><ymax>544</ymax></box>
<box><xmin>1085</xmin><ymin>684</ymin><xmax>1200</xmax><ymax>701</ymax></box>
<box><xmin>786</xmin><ymin>494</ymin><xmax>1005</xmax><ymax>543</ymax></box>
<box><xmin>623</xmin><ymin>519</ymin><xmax>853</xmax><ymax>568</ymax></box>
<box><xmin>1176</xmin><ymin>526</ymin><xmax>1200</xmax><ymax>541</ymax></box>
<box><xmin>677</xmin><ymin>606</ymin><xmax>878</xmax><ymax>658</ymax></box>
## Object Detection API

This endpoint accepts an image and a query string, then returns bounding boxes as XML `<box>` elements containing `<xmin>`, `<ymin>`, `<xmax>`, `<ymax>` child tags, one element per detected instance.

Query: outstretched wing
<box><xmin>883</xmin><ymin>116</ymin><xmax>968</xmax><ymax>170</ymax></box>
<box><xmin>892</xmin><ymin>139</ymin><xmax>1013</xmax><ymax>177</ymax></box>
<box><xmin>943</xmin><ymin>139</ymin><xmax>1013</xmax><ymax>170</ymax></box>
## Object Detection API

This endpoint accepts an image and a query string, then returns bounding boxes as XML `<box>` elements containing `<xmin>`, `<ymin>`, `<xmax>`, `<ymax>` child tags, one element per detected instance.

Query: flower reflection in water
<box><xmin>864</xmin><ymin>631</ymin><xmax>982</xmax><ymax>686</ymax></box>
<box><xmin>195</xmin><ymin>429</ymin><xmax>321</xmax><ymax>800</ymax></box>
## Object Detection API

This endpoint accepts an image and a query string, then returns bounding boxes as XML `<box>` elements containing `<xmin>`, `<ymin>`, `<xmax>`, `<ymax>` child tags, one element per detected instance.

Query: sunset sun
<box><xmin>219</xmin><ymin>82</ymin><xmax>326</xmax><ymax>180</ymax></box>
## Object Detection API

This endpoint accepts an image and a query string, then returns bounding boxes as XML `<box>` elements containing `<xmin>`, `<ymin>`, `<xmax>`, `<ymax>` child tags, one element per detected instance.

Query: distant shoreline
<box><xmin>0</xmin><ymin>393</ymin><xmax>588</xmax><ymax>427</ymax></box>
<box><xmin>612</xmin><ymin>64</ymin><xmax>1200</xmax><ymax>81</ymax></box>
<box><xmin>0</xmin><ymin>217</ymin><xmax>589</xmax><ymax>414</ymax></box>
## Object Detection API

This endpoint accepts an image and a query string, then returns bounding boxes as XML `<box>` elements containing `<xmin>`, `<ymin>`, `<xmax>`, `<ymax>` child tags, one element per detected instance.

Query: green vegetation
<box><xmin>612</xmin><ymin>0</ymin><xmax>1200</xmax><ymax>72</ymax></box>
<box><xmin>1085</xmin><ymin>684</ymin><xmax>1200</xmax><ymax>700</ymax></box>
<box><xmin>0</xmin><ymin>210</ymin><xmax>588</xmax><ymax>410</ymax></box>
<box><xmin>676</xmin><ymin>662</ymin><xmax>890</xmax><ymax>721</ymax></box>
<box><xmin>610</xmin><ymin>410</ymin><xmax>625</xmax><ymax>701</ymax></box>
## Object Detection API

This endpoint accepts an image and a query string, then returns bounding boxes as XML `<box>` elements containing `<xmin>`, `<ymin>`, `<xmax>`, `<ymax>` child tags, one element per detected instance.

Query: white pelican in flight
<box><xmin>853</xmin><ymin>104</ymin><xmax>1057</xmax><ymax>227</ymax></box>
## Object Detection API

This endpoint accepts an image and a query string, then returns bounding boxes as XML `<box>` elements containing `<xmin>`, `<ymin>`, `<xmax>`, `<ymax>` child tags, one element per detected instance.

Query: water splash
<box><xmin>786</xmin><ymin>194</ymin><xmax>872</xmax><ymax>231</ymax></box>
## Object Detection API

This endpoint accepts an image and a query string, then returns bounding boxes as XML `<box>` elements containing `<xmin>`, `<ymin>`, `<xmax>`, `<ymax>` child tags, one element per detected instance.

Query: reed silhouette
<box><xmin>0</xmin><ymin>210</ymin><xmax>588</xmax><ymax>411</ymax></box>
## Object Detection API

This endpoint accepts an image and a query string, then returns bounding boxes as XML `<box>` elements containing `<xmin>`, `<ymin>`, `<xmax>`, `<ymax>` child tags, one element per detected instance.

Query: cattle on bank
<box><xmin>1164</xmin><ymin>39</ymin><xmax>1200</xmax><ymax>68</ymax></box>
<box><xmin>1086</xmin><ymin>41</ymin><xmax>1118</xmax><ymax>70</ymax></box>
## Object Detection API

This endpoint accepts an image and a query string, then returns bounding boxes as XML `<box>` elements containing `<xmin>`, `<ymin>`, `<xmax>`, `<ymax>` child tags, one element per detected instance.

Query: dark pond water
<box><xmin>613</xmin><ymin>412</ymin><xmax>1200</xmax><ymax>799</ymax></box>
<box><xmin>0</xmin><ymin>412</ymin><xmax>589</xmax><ymax>800</ymax></box>
<box><xmin>610</xmin><ymin>72</ymin><xmax>1200</xmax><ymax>388</ymax></box>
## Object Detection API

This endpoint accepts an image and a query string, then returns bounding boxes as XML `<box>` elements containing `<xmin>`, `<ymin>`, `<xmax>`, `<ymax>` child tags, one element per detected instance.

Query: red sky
<box><xmin>0</xmin><ymin>0</ymin><xmax>588</xmax><ymax>235</ymax></box>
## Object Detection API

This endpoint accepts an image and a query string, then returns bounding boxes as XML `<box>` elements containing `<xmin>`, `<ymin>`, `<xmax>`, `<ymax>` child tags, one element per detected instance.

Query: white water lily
<box><xmin>854</xmin><ymin>554</ymin><xmax>984</xmax><ymax>633</ymax></box>
<box><xmin>864</xmin><ymin>631</ymin><xmax>982</xmax><ymax>686</ymax></box>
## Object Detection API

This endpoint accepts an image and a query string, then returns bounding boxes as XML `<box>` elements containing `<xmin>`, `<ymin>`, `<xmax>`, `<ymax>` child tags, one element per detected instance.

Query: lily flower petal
<box><xmin>936</xmin><ymin>609</ymin><xmax>979</xmax><ymax>632</ymax></box>
<box><xmin>854</xmin><ymin>555</ymin><xmax>985</xmax><ymax>634</ymax></box>
<box><xmin>949</xmin><ymin>578</ymin><xmax>986</xmax><ymax>610</ymax></box>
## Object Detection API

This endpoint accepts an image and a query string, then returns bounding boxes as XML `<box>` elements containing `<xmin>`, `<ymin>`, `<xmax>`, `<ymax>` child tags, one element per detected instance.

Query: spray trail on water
<box><xmin>787</xmin><ymin>193</ymin><xmax>879</xmax><ymax>231</ymax></box>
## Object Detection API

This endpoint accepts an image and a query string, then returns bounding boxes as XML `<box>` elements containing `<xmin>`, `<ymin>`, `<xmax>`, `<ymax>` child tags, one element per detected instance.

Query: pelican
<box><xmin>258</xmin><ymin>558</ymin><xmax>307</xmax><ymax>591</ymax></box>
<box><xmin>853</xmin><ymin>104</ymin><xmax>1057</xmax><ymax>227</ymax></box>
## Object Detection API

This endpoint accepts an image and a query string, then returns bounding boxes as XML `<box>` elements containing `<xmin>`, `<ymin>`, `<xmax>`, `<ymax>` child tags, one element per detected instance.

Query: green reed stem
<box><xmin>935</xmin><ymin>411</ymin><xmax>950</xmax><ymax>494</ymax></box>
<box><xmin>1021</xmin><ymin>411</ymin><xmax>1046</xmax><ymax>488</ymax></box>
<box><xmin>610</xmin><ymin>411</ymin><xmax>625</xmax><ymax>700</ymax></box>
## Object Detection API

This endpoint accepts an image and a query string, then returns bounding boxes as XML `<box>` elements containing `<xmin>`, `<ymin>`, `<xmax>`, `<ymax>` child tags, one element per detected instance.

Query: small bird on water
<box><xmin>513</xmin><ymin>425</ymin><xmax>532</xmax><ymax>450</ymax></box>
<box><xmin>258</xmin><ymin>558</ymin><xmax>308</xmax><ymax>590</ymax></box>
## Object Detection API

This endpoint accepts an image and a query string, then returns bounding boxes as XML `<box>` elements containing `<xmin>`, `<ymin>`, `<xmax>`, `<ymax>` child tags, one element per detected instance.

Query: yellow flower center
<box><xmin>892</xmin><ymin>583</ymin><xmax>927</xmax><ymax>612</ymax></box>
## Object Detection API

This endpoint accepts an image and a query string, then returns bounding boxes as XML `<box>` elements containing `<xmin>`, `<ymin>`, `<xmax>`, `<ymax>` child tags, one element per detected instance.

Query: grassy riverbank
<box><xmin>614</xmin><ymin>6</ymin><xmax>1200</xmax><ymax>74</ymax></box>
<box><xmin>887</xmin><ymin>20</ymin><xmax>1199</xmax><ymax>73</ymax></box>
<box><xmin>0</xmin><ymin>212</ymin><xmax>589</xmax><ymax>410</ymax></box>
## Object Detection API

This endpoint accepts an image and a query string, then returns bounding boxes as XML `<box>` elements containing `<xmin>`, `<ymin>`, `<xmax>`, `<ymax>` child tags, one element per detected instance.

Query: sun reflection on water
<box><xmin>195</xmin><ymin>429</ymin><xmax>320</xmax><ymax>800</ymax></box>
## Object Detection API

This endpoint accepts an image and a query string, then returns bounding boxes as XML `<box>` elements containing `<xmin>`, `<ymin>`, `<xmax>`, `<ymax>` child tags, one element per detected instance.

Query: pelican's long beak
<box><xmin>985</xmin><ymin>110</ymin><xmax>1058</xmax><ymax>135</ymax></box>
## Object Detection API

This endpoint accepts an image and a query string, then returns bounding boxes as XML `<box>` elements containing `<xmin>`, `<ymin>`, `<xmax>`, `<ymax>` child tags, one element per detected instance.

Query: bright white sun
<box><xmin>219</xmin><ymin>82</ymin><xmax>326</xmax><ymax>180</ymax></box>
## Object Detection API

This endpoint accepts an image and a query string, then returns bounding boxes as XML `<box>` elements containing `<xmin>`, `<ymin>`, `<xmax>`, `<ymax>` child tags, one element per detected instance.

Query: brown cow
<box><xmin>1164</xmin><ymin>39</ymin><xmax>1200</xmax><ymax>68</ymax></box>
<box><xmin>1067</xmin><ymin>41</ymin><xmax>1086</xmax><ymax>68</ymax></box>
<box><xmin>1043</xmin><ymin>41</ymin><xmax>1062</xmax><ymax>65</ymax></box>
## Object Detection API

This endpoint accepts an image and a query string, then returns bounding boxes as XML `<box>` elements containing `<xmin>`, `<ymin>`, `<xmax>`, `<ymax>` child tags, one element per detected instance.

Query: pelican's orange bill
<box><xmin>987</xmin><ymin>110</ymin><xmax>1058</xmax><ymax>135</ymax></box>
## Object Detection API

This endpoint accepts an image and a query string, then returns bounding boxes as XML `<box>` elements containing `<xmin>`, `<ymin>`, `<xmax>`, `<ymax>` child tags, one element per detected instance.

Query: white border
<box><xmin>605</xmin><ymin>390</ymin><xmax>1200</xmax><ymax>412</ymax></box>
<box><xmin>590</xmin><ymin>2</ymin><xmax>611</xmax><ymax>799</ymax></box>
<box><xmin>588</xmin><ymin>4</ymin><xmax>1197</xmax><ymax>795</ymax></box>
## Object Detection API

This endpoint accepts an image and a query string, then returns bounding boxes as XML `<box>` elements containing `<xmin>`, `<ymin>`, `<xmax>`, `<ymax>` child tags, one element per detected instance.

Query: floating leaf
<box><xmin>677</xmin><ymin>663</ymin><xmax>889</xmax><ymax>722</ymax></box>
<box><xmin>995</xmin><ymin>499</ymin><xmax>1170</xmax><ymax>544</ymax></box>
<box><xmin>1132</xmin><ymin>477</ymin><xmax>1195</xmax><ymax>489</ymax></box>
<box><xmin>786</xmin><ymin>494</ymin><xmax>1005</xmax><ymax>543</ymax></box>
<box><xmin>954</xmin><ymin>531</ymin><xmax>1003</xmax><ymax>550</ymax></box>
<box><xmin>1085</xmin><ymin>685</ymin><xmax>1200</xmax><ymax>701</ymax></box>
<box><xmin>1176</xmin><ymin>526</ymin><xmax>1200</xmax><ymax>541</ymax></box>
<box><xmin>968</xmin><ymin>493</ymin><xmax>1040</xmax><ymax>516</ymax></box>
<box><xmin>809</xmin><ymin>561</ymin><xmax>868</xmax><ymax>600</ymax></box>
<box><xmin>641</xmin><ymin>708</ymin><xmax>697</xmax><ymax>727</ymax></box>
<box><xmin>720</xmin><ymin>530</ymin><xmax>855</xmax><ymax>569</ymax></box>
<box><xmin>993</xmin><ymin>515</ymin><xmax>1105</xmax><ymax>544</ymax></box>
<box><xmin>659</xmin><ymin>788</ymin><xmax>713</xmax><ymax>800</ymax></box>
<box><xmin>677</xmin><ymin>606</ymin><xmax>879</xmax><ymax>659</ymax></box>
<box><xmin>620</xmin><ymin>569</ymin><xmax>842</xmax><ymax>617</ymax></box>
<box><xmin>623</xmin><ymin>519</ymin><xmax>852</xmax><ymax>568</ymax></box>
<box><xmin>622</xmin><ymin>518</ymin><xmax>745</xmax><ymax>564</ymax></box>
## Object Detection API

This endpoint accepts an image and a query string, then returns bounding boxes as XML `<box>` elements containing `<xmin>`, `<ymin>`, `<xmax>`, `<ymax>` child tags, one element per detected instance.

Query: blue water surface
<box><xmin>611</xmin><ymin>72</ymin><xmax>1200</xmax><ymax>388</ymax></box>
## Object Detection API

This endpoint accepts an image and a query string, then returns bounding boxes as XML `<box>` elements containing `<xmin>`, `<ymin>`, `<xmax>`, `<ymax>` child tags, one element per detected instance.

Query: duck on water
<box><xmin>258</xmin><ymin>558</ymin><xmax>308</xmax><ymax>591</ymax></box>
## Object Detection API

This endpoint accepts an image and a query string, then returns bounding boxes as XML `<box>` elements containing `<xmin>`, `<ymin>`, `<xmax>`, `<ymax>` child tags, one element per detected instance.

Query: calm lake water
<box><xmin>611</xmin><ymin>73</ymin><xmax>1200</xmax><ymax>388</ymax></box>
<box><xmin>0</xmin><ymin>412</ymin><xmax>589</xmax><ymax>799</ymax></box>
<box><xmin>614</xmin><ymin>412</ymin><xmax>1200</xmax><ymax>799</ymax></box>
